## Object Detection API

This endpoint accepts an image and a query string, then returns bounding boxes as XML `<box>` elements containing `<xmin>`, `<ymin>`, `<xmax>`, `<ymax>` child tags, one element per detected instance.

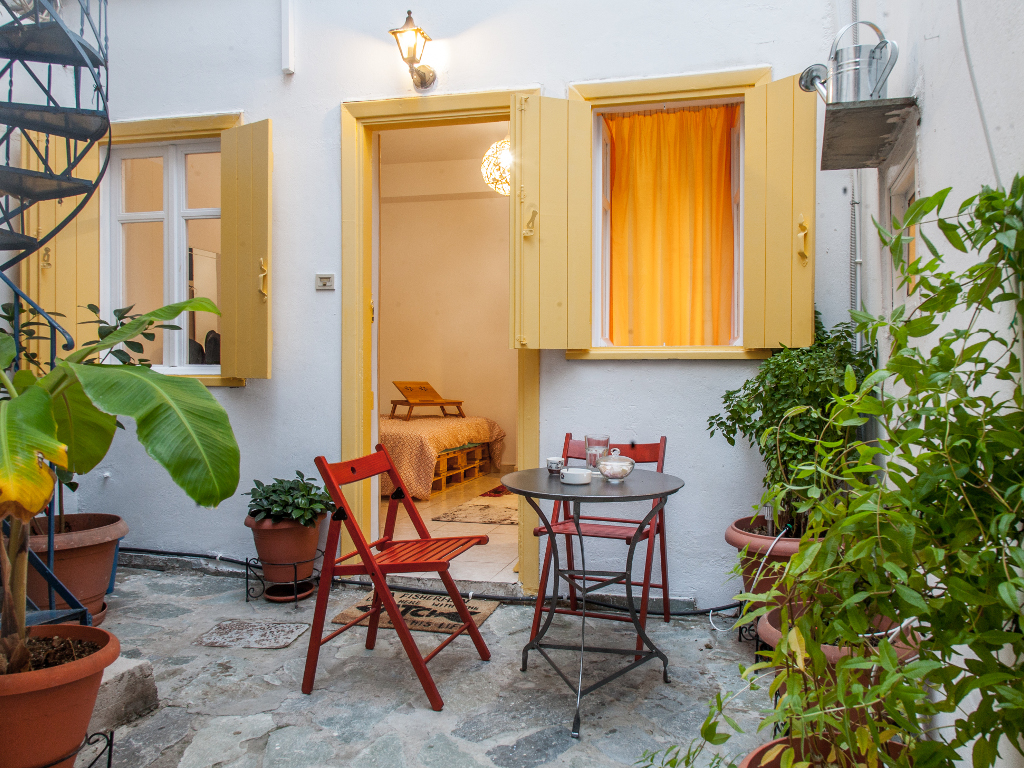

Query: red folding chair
<box><xmin>530</xmin><ymin>434</ymin><xmax>670</xmax><ymax>652</ymax></box>
<box><xmin>302</xmin><ymin>445</ymin><xmax>491</xmax><ymax>711</ymax></box>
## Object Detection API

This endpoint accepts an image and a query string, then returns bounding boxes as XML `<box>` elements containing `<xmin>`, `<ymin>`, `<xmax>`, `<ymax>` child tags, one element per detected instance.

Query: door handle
<box><xmin>796</xmin><ymin>216</ymin><xmax>809</xmax><ymax>261</ymax></box>
<box><xmin>522</xmin><ymin>209</ymin><xmax>538</xmax><ymax>237</ymax></box>
<box><xmin>258</xmin><ymin>258</ymin><xmax>269</xmax><ymax>300</ymax></box>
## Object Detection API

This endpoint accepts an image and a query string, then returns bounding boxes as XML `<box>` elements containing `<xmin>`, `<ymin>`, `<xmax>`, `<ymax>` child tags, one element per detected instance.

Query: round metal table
<box><xmin>502</xmin><ymin>467</ymin><xmax>685</xmax><ymax>737</ymax></box>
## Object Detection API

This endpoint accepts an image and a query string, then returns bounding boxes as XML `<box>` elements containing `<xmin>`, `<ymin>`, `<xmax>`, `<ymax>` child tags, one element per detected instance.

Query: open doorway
<box><xmin>374</xmin><ymin>121</ymin><xmax>519</xmax><ymax>584</ymax></box>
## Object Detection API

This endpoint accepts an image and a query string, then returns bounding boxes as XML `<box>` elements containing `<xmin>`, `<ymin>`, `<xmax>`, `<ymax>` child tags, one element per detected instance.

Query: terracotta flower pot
<box><xmin>27</xmin><ymin>513</ymin><xmax>129</xmax><ymax>626</ymax></box>
<box><xmin>756</xmin><ymin>605</ymin><xmax>918</xmax><ymax>664</ymax></box>
<box><xmin>245</xmin><ymin>515</ymin><xmax>323</xmax><ymax>583</ymax></box>
<box><xmin>724</xmin><ymin>516</ymin><xmax>809</xmax><ymax>609</ymax></box>
<box><xmin>739</xmin><ymin>735</ymin><xmax>905</xmax><ymax>768</ymax></box>
<box><xmin>0</xmin><ymin>624</ymin><xmax>121</xmax><ymax>768</ymax></box>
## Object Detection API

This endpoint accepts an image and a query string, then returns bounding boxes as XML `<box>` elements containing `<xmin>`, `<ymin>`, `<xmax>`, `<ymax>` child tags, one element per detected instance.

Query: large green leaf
<box><xmin>52</xmin><ymin>379</ymin><xmax>117</xmax><ymax>475</ymax></box>
<box><xmin>0</xmin><ymin>386</ymin><xmax>67</xmax><ymax>522</ymax></box>
<box><xmin>0</xmin><ymin>334</ymin><xmax>15</xmax><ymax>370</ymax></box>
<box><xmin>64</xmin><ymin>298</ymin><xmax>220</xmax><ymax>364</ymax></box>
<box><xmin>66</xmin><ymin>362</ymin><xmax>239</xmax><ymax>506</ymax></box>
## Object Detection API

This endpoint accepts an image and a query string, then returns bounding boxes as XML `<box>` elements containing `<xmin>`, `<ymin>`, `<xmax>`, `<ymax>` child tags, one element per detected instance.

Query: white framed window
<box><xmin>108</xmin><ymin>141</ymin><xmax>221</xmax><ymax>372</ymax></box>
<box><xmin>590</xmin><ymin>98</ymin><xmax>744</xmax><ymax>348</ymax></box>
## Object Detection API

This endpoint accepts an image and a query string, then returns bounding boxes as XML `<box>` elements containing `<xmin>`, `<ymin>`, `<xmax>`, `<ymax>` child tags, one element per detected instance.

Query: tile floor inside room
<box><xmin>382</xmin><ymin>470</ymin><xmax>520</xmax><ymax>584</ymax></box>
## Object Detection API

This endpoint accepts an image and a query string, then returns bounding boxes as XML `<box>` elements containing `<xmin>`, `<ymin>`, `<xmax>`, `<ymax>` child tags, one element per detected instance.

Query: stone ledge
<box><xmin>88</xmin><ymin>655</ymin><xmax>159</xmax><ymax>733</ymax></box>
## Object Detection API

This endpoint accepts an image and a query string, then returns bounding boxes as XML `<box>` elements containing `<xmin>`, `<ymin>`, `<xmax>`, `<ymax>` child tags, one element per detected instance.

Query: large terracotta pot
<box><xmin>739</xmin><ymin>736</ymin><xmax>904</xmax><ymax>768</ymax></box>
<box><xmin>245</xmin><ymin>515</ymin><xmax>323</xmax><ymax>583</ymax></box>
<box><xmin>756</xmin><ymin>605</ymin><xmax>918</xmax><ymax>664</ymax></box>
<box><xmin>0</xmin><ymin>624</ymin><xmax>120</xmax><ymax>768</ymax></box>
<box><xmin>724</xmin><ymin>517</ymin><xmax>811</xmax><ymax>609</ymax></box>
<box><xmin>27</xmin><ymin>514</ymin><xmax>129</xmax><ymax>626</ymax></box>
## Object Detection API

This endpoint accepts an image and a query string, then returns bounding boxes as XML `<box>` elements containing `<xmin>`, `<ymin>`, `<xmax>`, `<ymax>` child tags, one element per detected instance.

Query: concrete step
<box><xmin>88</xmin><ymin>655</ymin><xmax>159</xmax><ymax>733</ymax></box>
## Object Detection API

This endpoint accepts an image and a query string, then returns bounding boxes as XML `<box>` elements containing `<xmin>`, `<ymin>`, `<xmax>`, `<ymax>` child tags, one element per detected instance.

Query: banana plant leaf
<box><xmin>64</xmin><ymin>298</ymin><xmax>220</xmax><ymax>365</ymax></box>
<box><xmin>0</xmin><ymin>386</ymin><xmax>67</xmax><ymax>523</ymax></box>
<box><xmin>65</xmin><ymin>362</ymin><xmax>239</xmax><ymax>507</ymax></box>
<box><xmin>51</xmin><ymin>379</ymin><xmax>117</xmax><ymax>475</ymax></box>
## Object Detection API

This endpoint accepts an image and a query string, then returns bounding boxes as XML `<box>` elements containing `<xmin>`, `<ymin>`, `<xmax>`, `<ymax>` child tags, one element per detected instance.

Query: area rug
<box><xmin>431</xmin><ymin>485</ymin><xmax>518</xmax><ymax>525</ymax></box>
<box><xmin>331</xmin><ymin>592</ymin><xmax>499</xmax><ymax>634</ymax></box>
<box><xmin>194</xmin><ymin>620</ymin><xmax>309</xmax><ymax>649</ymax></box>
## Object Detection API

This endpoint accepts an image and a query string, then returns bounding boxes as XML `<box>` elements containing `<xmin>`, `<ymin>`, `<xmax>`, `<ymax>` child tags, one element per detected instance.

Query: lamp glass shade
<box><xmin>481</xmin><ymin>138</ymin><xmax>512</xmax><ymax>196</ymax></box>
<box><xmin>390</xmin><ymin>12</ymin><xmax>429</xmax><ymax>65</ymax></box>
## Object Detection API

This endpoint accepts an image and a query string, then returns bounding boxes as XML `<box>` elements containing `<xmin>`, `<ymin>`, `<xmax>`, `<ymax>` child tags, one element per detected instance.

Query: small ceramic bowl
<box><xmin>597</xmin><ymin>449</ymin><xmax>635</xmax><ymax>482</ymax></box>
<box><xmin>559</xmin><ymin>467</ymin><xmax>592</xmax><ymax>485</ymax></box>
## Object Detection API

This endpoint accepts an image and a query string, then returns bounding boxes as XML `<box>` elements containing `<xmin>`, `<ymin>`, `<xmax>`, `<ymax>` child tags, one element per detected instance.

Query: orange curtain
<box><xmin>607</xmin><ymin>104</ymin><xmax>739</xmax><ymax>346</ymax></box>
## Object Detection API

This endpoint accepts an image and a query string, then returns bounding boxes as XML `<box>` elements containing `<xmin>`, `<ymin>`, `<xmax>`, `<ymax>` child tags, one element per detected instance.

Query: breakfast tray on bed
<box><xmin>390</xmin><ymin>381</ymin><xmax>466</xmax><ymax>421</ymax></box>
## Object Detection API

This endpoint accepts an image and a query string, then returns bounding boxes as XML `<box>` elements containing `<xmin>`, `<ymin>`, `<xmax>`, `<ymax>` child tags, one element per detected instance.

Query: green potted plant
<box><xmin>1</xmin><ymin>297</ymin><xmax>240</xmax><ymax>768</ymax></box>
<box><xmin>642</xmin><ymin>178</ymin><xmax>1024</xmax><ymax>768</ymax></box>
<box><xmin>706</xmin><ymin>316</ymin><xmax>874</xmax><ymax>601</ymax></box>
<box><xmin>244</xmin><ymin>471</ymin><xmax>333</xmax><ymax>599</ymax></box>
<box><xmin>13</xmin><ymin>303</ymin><xmax>180</xmax><ymax>625</ymax></box>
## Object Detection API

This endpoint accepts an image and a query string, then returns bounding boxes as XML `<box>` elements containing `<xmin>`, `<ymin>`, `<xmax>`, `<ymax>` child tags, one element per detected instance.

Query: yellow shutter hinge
<box><xmin>516</xmin><ymin>335</ymin><xmax>528</xmax><ymax>347</ymax></box>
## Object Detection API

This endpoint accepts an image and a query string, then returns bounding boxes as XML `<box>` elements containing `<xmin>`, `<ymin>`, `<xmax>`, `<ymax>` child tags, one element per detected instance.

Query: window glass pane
<box><xmin>186</xmin><ymin>152</ymin><xmax>221</xmax><ymax>210</ymax></box>
<box><xmin>187</xmin><ymin>218</ymin><xmax>221</xmax><ymax>365</ymax></box>
<box><xmin>122</xmin><ymin>157</ymin><xmax>163</xmax><ymax>213</ymax></box>
<box><xmin>123</xmin><ymin>221</ymin><xmax>164</xmax><ymax>364</ymax></box>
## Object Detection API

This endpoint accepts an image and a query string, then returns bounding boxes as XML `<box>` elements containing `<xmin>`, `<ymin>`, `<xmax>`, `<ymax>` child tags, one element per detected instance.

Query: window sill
<box><xmin>187</xmin><ymin>375</ymin><xmax>246</xmax><ymax>387</ymax></box>
<box><xmin>565</xmin><ymin>346</ymin><xmax>772</xmax><ymax>360</ymax></box>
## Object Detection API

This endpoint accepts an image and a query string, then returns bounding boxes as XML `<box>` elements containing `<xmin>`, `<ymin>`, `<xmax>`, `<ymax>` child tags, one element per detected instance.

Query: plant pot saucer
<box><xmin>264</xmin><ymin>580</ymin><xmax>316</xmax><ymax>602</ymax></box>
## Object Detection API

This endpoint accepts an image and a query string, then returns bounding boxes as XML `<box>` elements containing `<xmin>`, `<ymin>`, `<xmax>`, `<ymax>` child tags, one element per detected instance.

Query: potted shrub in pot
<box><xmin>706</xmin><ymin>316</ymin><xmax>874</xmax><ymax>602</ymax></box>
<box><xmin>244</xmin><ymin>471</ymin><xmax>333</xmax><ymax>600</ymax></box>
<box><xmin>1</xmin><ymin>297</ymin><xmax>240</xmax><ymax>768</ymax></box>
<box><xmin>641</xmin><ymin>180</ymin><xmax>1024</xmax><ymax>768</ymax></box>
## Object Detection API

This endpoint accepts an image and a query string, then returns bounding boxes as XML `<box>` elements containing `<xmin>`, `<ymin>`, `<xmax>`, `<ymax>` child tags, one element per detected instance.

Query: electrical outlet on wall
<box><xmin>315</xmin><ymin>273</ymin><xmax>335</xmax><ymax>290</ymax></box>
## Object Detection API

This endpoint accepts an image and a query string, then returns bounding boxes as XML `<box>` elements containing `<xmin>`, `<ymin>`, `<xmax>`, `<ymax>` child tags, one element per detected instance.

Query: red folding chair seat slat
<box><xmin>530</xmin><ymin>434</ymin><xmax>671</xmax><ymax>654</ymax></box>
<box><xmin>302</xmin><ymin>445</ymin><xmax>491</xmax><ymax>711</ymax></box>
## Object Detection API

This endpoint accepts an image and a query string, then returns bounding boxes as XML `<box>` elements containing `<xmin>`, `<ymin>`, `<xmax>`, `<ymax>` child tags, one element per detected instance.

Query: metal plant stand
<box><xmin>502</xmin><ymin>468</ymin><xmax>685</xmax><ymax>738</ymax></box>
<box><xmin>245</xmin><ymin>549</ymin><xmax>324</xmax><ymax>606</ymax></box>
<box><xmin>40</xmin><ymin>731</ymin><xmax>114</xmax><ymax>768</ymax></box>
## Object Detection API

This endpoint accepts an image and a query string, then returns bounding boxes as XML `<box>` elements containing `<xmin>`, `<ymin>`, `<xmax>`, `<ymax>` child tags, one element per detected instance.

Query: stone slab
<box><xmin>88</xmin><ymin>655</ymin><xmax>159</xmax><ymax>733</ymax></box>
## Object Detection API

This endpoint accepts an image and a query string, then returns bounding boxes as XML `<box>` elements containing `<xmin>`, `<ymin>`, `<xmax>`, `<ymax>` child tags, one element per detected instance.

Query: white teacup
<box><xmin>546</xmin><ymin>457</ymin><xmax>565</xmax><ymax>474</ymax></box>
<box><xmin>559</xmin><ymin>467</ymin><xmax>592</xmax><ymax>485</ymax></box>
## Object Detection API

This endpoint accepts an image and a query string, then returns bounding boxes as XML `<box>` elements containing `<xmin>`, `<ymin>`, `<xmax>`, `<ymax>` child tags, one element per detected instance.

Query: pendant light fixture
<box><xmin>481</xmin><ymin>137</ymin><xmax>511</xmax><ymax>196</ymax></box>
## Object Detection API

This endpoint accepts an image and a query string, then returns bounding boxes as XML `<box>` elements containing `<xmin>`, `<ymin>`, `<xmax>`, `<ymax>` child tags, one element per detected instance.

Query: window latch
<box><xmin>522</xmin><ymin>209</ymin><xmax>538</xmax><ymax>237</ymax></box>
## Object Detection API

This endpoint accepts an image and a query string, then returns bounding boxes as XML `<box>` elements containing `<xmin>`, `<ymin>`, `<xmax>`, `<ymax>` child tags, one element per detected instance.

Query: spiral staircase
<box><xmin>0</xmin><ymin>0</ymin><xmax>111</xmax><ymax>626</ymax></box>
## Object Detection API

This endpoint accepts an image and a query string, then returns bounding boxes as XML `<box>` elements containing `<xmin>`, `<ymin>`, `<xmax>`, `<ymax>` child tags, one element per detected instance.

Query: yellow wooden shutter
<box><xmin>509</xmin><ymin>95</ymin><xmax>591</xmax><ymax>350</ymax></box>
<box><xmin>220</xmin><ymin>119</ymin><xmax>273</xmax><ymax>379</ymax></box>
<box><xmin>19</xmin><ymin>136</ymin><xmax>101</xmax><ymax>364</ymax></box>
<box><xmin>743</xmin><ymin>74</ymin><xmax>817</xmax><ymax>348</ymax></box>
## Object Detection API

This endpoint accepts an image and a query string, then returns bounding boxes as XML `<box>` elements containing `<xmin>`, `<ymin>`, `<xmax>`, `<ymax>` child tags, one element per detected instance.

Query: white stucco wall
<box><xmin>68</xmin><ymin>1</ymin><xmax>1020</xmax><ymax>615</ymax></box>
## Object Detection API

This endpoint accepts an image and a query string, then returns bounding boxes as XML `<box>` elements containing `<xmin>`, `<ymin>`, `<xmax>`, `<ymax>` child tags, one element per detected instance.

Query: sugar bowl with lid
<box><xmin>596</xmin><ymin>448</ymin><xmax>635</xmax><ymax>482</ymax></box>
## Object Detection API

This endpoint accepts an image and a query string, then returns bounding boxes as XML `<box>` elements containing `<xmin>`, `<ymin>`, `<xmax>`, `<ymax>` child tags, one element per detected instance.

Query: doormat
<box><xmin>331</xmin><ymin>592</ymin><xmax>499</xmax><ymax>634</ymax></box>
<box><xmin>194</xmin><ymin>620</ymin><xmax>309</xmax><ymax>649</ymax></box>
<box><xmin>431</xmin><ymin>488</ymin><xmax>518</xmax><ymax>525</ymax></box>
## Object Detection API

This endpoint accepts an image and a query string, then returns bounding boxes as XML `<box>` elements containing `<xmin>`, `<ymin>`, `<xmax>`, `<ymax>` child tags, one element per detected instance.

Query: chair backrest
<box><xmin>315</xmin><ymin>444</ymin><xmax>431</xmax><ymax>557</ymax></box>
<box><xmin>561</xmin><ymin>433</ymin><xmax>666</xmax><ymax>472</ymax></box>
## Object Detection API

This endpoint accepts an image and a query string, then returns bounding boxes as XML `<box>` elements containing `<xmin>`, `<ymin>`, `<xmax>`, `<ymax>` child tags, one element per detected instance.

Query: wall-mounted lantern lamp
<box><xmin>389</xmin><ymin>10</ymin><xmax>435</xmax><ymax>89</ymax></box>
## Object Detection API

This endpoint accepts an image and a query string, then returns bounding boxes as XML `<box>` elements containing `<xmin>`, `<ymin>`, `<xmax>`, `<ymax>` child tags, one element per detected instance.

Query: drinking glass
<box><xmin>585</xmin><ymin>434</ymin><xmax>610</xmax><ymax>469</ymax></box>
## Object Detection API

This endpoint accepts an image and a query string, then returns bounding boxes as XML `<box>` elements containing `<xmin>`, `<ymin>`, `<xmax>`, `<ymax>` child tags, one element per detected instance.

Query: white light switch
<box><xmin>315</xmin><ymin>273</ymin><xmax>335</xmax><ymax>290</ymax></box>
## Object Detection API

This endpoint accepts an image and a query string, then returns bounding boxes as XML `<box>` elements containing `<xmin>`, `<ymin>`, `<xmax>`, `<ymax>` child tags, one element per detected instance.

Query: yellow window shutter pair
<box><xmin>508</xmin><ymin>73</ymin><xmax>817</xmax><ymax>351</ymax></box>
<box><xmin>19</xmin><ymin>119</ymin><xmax>274</xmax><ymax>379</ymax></box>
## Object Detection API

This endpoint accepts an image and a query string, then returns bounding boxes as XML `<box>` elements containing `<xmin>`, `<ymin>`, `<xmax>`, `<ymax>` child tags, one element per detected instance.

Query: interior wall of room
<box><xmin>378</xmin><ymin>124</ymin><xmax>517</xmax><ymax>459</ymax></box>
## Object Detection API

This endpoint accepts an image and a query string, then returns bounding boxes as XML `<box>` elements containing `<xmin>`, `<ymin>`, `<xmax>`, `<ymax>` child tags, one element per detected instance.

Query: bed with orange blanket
<box><xmin>378</xmin><ymin>415</ymin><xmax>506</xmax><ymax>500</ymax></box>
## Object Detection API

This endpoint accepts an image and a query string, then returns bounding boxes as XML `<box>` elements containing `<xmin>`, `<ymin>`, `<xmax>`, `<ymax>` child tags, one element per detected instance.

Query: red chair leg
<box><xmin>658</xmin><ymin>510</ymin><xmax>671</xmax><ymax>622</ymax></box>
<box><xmin>365</xmin><ymin>589</ymin><xmax>383</xmax><ymax>649</ymax></box>
<box><xmin>564</xmin><ymin>533</ymin><xmax>579</xmax><ymax>611</ymax></box>
<box><xmin>635</xmin><ymin>525</ymin><xmax>658</xmax><ymax>657</ymax></box>
<box><xmin>530</xmin><ymin>536</ymin><xmax>555</xmax><ymax>642</ymax></box>
<box><xmin>439</xmin><ymin>571</ymin><xmax>490</xmax><ymax>661</ymax></box>
<box><xmin>372</xmin><ymin>571</ymin><xmax>445</xmax><ymax>711</ymax></box>
<box><xmin>302</xmin><ymin>516</ymin><xmax>342</xmax><ymax>695</ymax></box>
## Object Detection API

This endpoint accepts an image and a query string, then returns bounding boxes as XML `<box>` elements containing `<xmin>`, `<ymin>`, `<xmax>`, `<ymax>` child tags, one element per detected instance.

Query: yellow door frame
<box><xmin>340</xmin><ymin>90</ymin><xmax>541</xmax><ymax>594</ymax></box>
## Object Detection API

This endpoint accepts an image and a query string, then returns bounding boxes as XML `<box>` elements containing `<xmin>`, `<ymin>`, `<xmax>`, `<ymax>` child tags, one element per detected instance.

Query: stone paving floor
<box><xmin>77</xmin><ymin>567</ymin><xmax>772</xmax><ymax>768</ymax></box>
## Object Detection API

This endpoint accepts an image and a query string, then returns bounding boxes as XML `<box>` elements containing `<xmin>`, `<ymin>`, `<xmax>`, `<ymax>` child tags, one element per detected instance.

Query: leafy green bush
<box><xmin>245</xmin><ymin>471</ymin><xmax>334</xmax><ymax>527</ymax></box>
<box><xmin>706</xmin><ymin>315</ymin><xmax>874</xmax><ymax>527</ymax></box>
